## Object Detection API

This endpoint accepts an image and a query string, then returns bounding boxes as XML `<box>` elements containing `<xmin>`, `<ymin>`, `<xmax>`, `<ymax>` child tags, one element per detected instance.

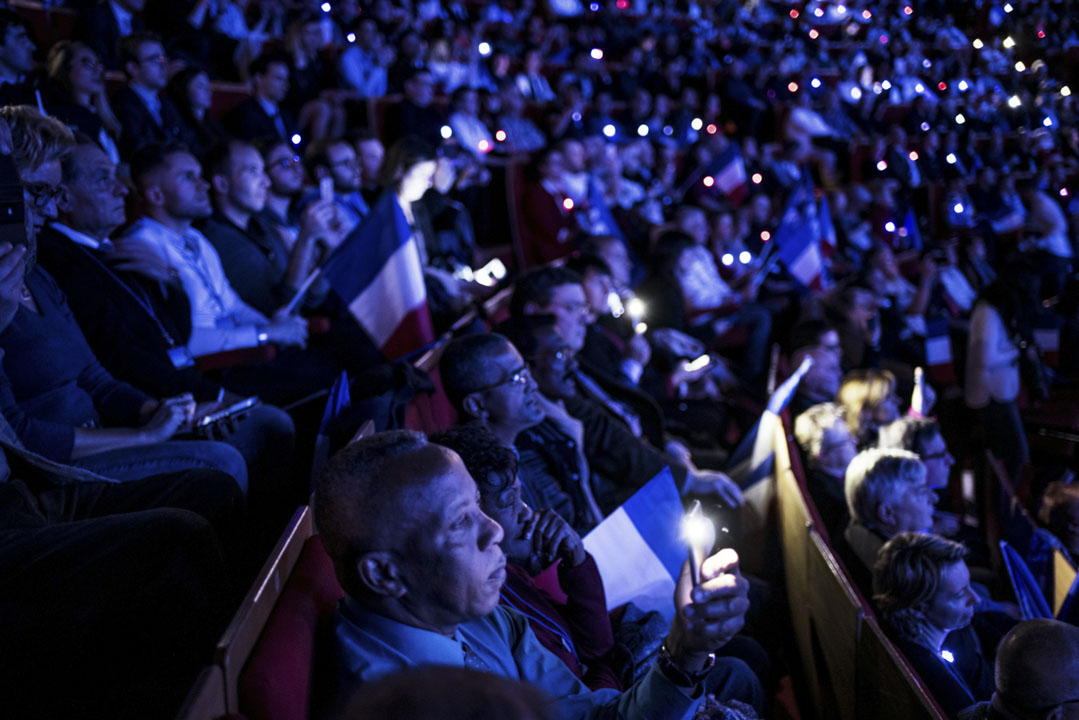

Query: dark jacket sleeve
<box><xmin>0</xmin><ymin>357</ymin><xmax>76</xmax><ymax>462</ymax></box>
<box><xmin>566</xmin><ymin>395</ymin><xmax>687</xmax><ymax>491</ymax></box>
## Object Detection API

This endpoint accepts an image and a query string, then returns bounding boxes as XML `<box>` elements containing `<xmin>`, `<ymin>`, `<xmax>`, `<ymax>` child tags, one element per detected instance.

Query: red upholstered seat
<box><xmin>237</xmin><ymin>536</ymin><xmax>343</xmax><ymax>720</ymax></box>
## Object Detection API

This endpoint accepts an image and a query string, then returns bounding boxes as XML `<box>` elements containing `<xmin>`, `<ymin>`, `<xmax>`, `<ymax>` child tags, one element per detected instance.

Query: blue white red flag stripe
<box><xmin>321</xmin><ymin>192</ymin><xmax>435</xmax><ymax>360</ymax></box>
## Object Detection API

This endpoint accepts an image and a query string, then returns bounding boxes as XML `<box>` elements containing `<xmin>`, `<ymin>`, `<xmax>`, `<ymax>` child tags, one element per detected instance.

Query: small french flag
<box><xmin>583</xmin><ymin>468</ymin><xmax>685</xmax><ymax>619</ymax></box>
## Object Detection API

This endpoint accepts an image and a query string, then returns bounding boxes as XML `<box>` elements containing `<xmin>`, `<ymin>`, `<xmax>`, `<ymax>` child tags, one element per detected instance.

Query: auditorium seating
<box><xmin>772</xmin><ymin>413</ymin><xmax>949</xmax><ymax>719</ymax></box>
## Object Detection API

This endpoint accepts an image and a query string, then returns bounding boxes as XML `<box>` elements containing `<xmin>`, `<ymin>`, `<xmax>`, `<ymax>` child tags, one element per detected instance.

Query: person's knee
<box><xmin>197</xmin><ymin>442</ymin><xmax>249</xmax><ymax>494</ymax></box>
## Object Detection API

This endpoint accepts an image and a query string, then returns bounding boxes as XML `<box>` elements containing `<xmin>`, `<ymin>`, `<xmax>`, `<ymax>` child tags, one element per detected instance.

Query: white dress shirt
<box><xmin>117</xmin><ymin>217</ymin><xmax>269</xmax><ymax>356</ymax></box>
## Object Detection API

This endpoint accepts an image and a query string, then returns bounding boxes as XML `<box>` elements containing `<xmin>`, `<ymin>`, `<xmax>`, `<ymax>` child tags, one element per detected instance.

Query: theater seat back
<box><xmin>237</xmin><ymin>536</ymin><xmax>343</xmax><ymax>720</ymax></box>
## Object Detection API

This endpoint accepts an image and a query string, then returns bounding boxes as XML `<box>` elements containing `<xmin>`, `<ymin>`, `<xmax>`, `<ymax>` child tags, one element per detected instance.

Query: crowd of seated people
<box><xmin>2</xmin><ymin>0</ymin><xmax>1079</xmax><ymax>716</ymax></box>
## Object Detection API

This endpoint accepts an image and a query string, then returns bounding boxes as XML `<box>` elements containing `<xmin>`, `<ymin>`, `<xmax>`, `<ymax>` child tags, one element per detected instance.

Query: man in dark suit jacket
<box><xmin>76</xmin><ymin>0</ymin><xmax>145</xmax><ymax>71</ymax></box>
<box><xmin>110</xmin><ymin>32</ymin><xmax>184</xmax><ymax>157</ymax></box>
<box><xmin>381</xmin><ymin>67</ymin><xmax>447</xmax><ymax>148</ymax></box>
<box><xmin>225</xmin><ymin>51</ymin><xmax>299</xmax><ymax>145</ymax></box>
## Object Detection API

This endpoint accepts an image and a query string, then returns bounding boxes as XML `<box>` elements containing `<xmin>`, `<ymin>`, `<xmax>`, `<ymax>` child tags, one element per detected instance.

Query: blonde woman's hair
<box><xmin>838</xmin><ymin>368</ymin><xmax>897</xmax><ymax>446</ymax></box>
<box><xmin>0</xmin><ymin>105</ymin><xmax>74</xmax><ymax>173</ymax></box>
<box><xmin>794</xmin><ymin>402</ymin><xmax>846</xmax><ymax>464</ymax></box>
<box><xmin>873</xmin><ymin>532</ymin><xmax>969</xmax><ymax>643</ymax></box>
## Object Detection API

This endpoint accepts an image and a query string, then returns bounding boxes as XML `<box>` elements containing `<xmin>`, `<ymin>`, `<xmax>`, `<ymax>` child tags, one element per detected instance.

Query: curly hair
<box><xmin>872</xmin><ymin>532</ymin><xmax>969</xmax><ymax>643</ymax></box>
<box><xmin>429</xmin><ymin>425</ymin><xmax>517</xmax><ymax>496</ymax></box>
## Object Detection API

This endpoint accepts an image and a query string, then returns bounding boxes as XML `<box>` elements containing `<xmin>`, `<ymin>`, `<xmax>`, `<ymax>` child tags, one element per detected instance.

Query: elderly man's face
<box><xmin>528</xmin><ymin>327</ymin><xmax>577</xmax><ymax>401</ymax></box>
<box><xmin>886</xmin><ymin>476</ymin><xmax>936</xmax><ymax>534</ymax></box>
<box><xmin>534</xmin><ymin>283</ymin><xmax>588</xmax><ymax>352</ymax></box>
<box><xmin>819</xmin><ymin>421</ymin><xmax>857</xmax><ymax>475</ymax></box>
<box><xmin>400</xmin><ymin>450</ymin><xmax>507</xmax><ymax>627</ymax></box>
<box><xmin>480</xmin><ymin>475</ymin><xmax>534</xmax><ymax>563</ymax></box>
<box><xmin>473</xmin><ymin>343</ymin><xmax>545</xmax><ymax>432</ymax></box>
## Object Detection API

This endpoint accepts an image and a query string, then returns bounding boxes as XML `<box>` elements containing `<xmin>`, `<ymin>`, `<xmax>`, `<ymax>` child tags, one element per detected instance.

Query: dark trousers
<box><xmin>981</xmin><ymin>399</ymin><xmax>1028</xmax><ymax>483</ymax></box>
<box><xmin>0</xmin><ymin>470</ymin><xmax>245</xmax><ymax>718</ymax></box>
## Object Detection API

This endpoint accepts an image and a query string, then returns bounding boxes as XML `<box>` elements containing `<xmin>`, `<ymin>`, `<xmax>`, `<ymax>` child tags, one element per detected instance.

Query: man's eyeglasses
<box><xmin>270</xmin><ymin>155</ymin><xmax>302</xmax><ymax>170</ymax></box>
<box><xmin>472</xmin><ymin>365</ymin><xmax>532</xmax><ymax>394</ymax></box>
<box><xmin>22</xmin><ymin>182</ymin><xmax>64</xmax><ymax>209</ymax></box>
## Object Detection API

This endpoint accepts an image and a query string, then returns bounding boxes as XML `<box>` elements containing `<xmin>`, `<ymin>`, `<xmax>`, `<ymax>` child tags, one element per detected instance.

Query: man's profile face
<box><xmin>355</xmin><ymin>139</ymin><xmax>384</xmax><ymax>185</ymax></box>
<box><xmin>399</xmin><ymin>449</ymin><xmax>506</xmax><ymax>628</ymax></box>
<box><xmin>326</xmin><ymin>142</ymin><xmax>361</xmax><ymax>192</ymax></box>
<box><xmin>884</xmin><ymin>474</ymin><xmax>936</xmax><ymax>534</ymax></box>
<box><xmin>160</xmin><ymin>152</ymin><xmax>212</xmax><ymax>220</ymax></box>
<box><xmin>919</xmin><ymin>431</ymin><xmax>954</xmax><ymax>490</ymax></box>
<box><xmin>580</xmin><ymin>268</ymin><xmax>614</xmax><ymax>321</ymax></box>
<box><xmin>265</xmin><ymin>145</ymin><xmax>304</xmax><ymax>197</ymax></box>
<box><xmin>818</xmin><ymin>420</ymin><xmax>856</xmax><ymax>476</ymax></box>
<box><xmin>0</xmin><ymin>24</ymin><xmax>35</xmax><ymax>75</ymax></box>
<box><xmin>61</xmin><ymin>144</ymin><xmax>128</xmax><ymax>237</ymax></box>
<box><xmin>223</xmin><ymin>145</ymin><xmax>269</xmax><ymax>215</ymax></box>
<box><xmin>475</xmin><ymin>343</ymin><xmax>544</xmax><ymax>433</ymax></box>
<box><xmin>528</xmin><ymin>327</ymin><xmax>577</xmax><ymax>401</ymax></box>
<box><xmin>535</xmin><ymin>283</ymin><xmax>588</xmax><ymax>352</ymax></box>
<box><xmin>131</xmin><ymin>41</ymin><xmax>167</xmax><ymax>90</ymax></box>
<box><xmin>257</xmin><ymin>63</ymin><xmax>290</xmax><ymax>103</ymax></box>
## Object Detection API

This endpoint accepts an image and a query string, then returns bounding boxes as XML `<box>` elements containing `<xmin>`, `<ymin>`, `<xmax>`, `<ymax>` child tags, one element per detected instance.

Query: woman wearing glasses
<box><xmin>41</xmin><ymin>41</ymin><xmax>122</xmax><ymax>165</ymax></box>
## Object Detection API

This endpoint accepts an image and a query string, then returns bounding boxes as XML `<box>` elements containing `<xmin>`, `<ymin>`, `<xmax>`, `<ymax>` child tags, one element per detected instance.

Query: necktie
<box><xmin>461</xmin><ymin>641</ymin><xmax>494</xmax><ymax>673</ymax></box>
<box><xmin>271</xmin><ymin>111</ymin><xmax>287</xmax><ymax>140</ymax></box>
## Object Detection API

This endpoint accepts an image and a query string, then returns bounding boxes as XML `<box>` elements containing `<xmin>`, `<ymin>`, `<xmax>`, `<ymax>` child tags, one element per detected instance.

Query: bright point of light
<box><xmin>973</xmin><ymin>39</ymin><xmax>984</xmax><ymax>49</ymax></box>
<box><xmin>876</xmin><ymin>160</ymin><xmax>888</xmax><ymax>171</ymax></box>
<box><xmin>290</xmin><ymin>133</ymin><xmax>302</xmax><ymax>145</ymax></box>
<box><xmin>836</xmin><ymin>4</ymin><xmax>846</xmax><ymax>14</ymax></box>
<box><xmin>590</xmin><ymin>47</ymin><xmax>604</xmax><ymax>60</ymax></box>
<box><xmin>958</xmin><ymin>80</ymin><xmax>969</xmax><ymax>91</ymax></box>
<box><xmin>440</xmin><ymin>125</ymin><xmax>453</xmax><ymax>139</ymax></box>
<box><xmin>788</xmin><ymin>81</ymin><xmax>799</xmax><ymax>93</ymax></box>
<box><xmin>346</xmin><ymin>32</ymin><xmax>356</xmax><ymax>43</ymax></box>
<box><xmin>1039</xmin><ymin>30</ymin><xmax>1046</xmax><ymax>38</ymax></box>
<box><xmin>1008</xmin><ymin>95</ymin><xmax>1022</xmax><ymax>108</ymax></box>
<box><xmin>706</xmin><ymin>123</ymin><xmax>718</xmax><ymax>135</ymax></box>
<box><xmin>738</xmin><ymin>251</ymin><xmax>752</xmax><ymax>264</ymax></box>
<box><xmin>880</xmin><ymin>34</ymin><xmax>888</xmax><ymax>44</ymax></box>
<box><xmin>941</xmin><ymin>650</ymin><xmax>955</xmax><ymax>663</ymax></box>
<box><xmin>882</xmin><ymin>80</ymin><xmax>892</xmax><ymax>90</ymax></box>
<box><xmin>874</xmin><ymin>83</ymin><xmax>883</xmax><ymax>95</ymax></box>
<box><xmin>703</xmin><ymin>175</ymin><xmax>715</xmax><ymax>188</ymax></box>
<box><xmin>809</xmin><ymin>29</ymin><xmax>820</xmax><ymax>39</ymax></box>
<box><xmin>571</xmin><ymin>112</ymin><xmax>582</xmax><ymax>122</ymax></box>
<box><xmin>904</xmin><ymin>6</ymin><xmax>913</xmax><ymax>15</ymax></box>
<box><xmin>616</xmin><ymin>0</ymin><xmax>628</xmax><ymax>8</ymax></box>
<box><xmin>885</xmin><ymin>221</ymin><xmax>896</xmax><ymax>232</ymax></box>
<box><xmin>851</xmin><ymin>87</ymin><xmax>863</xmax><ymax>100</ymax></box>
<box><xmin>478</xmin><ymin>139</ymin><xmax>491</xmax><ymax>152</ymax></box>
<box><xmin>1003</xmin><ymin>36</ymin><xmax>1015</xmax><ymax>48</ymax></box>
<box><xmin>1015</xmin><ymin>61</ymin><xmax>1026</xmax><ymax>72</ymax></box>
<box><xmin>721</xmin><ymin>253</ymin><xmax>734</xmax><ymax>266</ymax></box>
<box><xmin>478</xmin><ymin>41</ymin><xmax>492</xmax><ymax>56</ymax></box>
<box><xmin>789</xmin><ymin>9</ymin><xmax>799</xmax><ymax>19</ymax></box>
<box><xmin>923</xmin><ymin>59</ymin><xmax>932</xmax><ymax>69</ymax></box>
<box><xmin>495</xmin><ymin>129</ymin><xmax>507</xmax><ymax>142</ymax></box>
<box><xmin>938</xmin><ymin>81</ymin><xmax>948</xmax><ymax>91</ymax></box>
<box><xmin>1062</xmin><ymin>86</ymin><xmax>1073</xmax><ymax>97</ymax></box>
<box><xmin>602</xmin><ymin>124</ymin><xmax>616</xmax><ymax>138</ymax></box>
<box><xmin>760</xmin><ymin>230</ymin><xmax>772</xmax><ymax>241</ymax></box>
<box><xmin>637</xmin><ymin>124</ymin><xmax>649</xmax><ymax>137</ymax></box>
<box><xmin>606</xmin><ymin>291</ymin><xmax>624</xmax><ymax>316</ymax></box>
<box><xmin>589</xmin><ymin>1</ymin><xmax>599</xmax><ymax>9</ymax></box>
<box><xmin>921</xmin><ymin>122</ymin><xmax>930</xmax><ymax>131</ymax></box>
<box><xmin>1061</xmin><ymin>188</ymin><xmax>1069</xmax><ymax>197</ymax></box>
<box><xmin>1004</xmin><ymin>2</ymin><xmax>1013</xmax><ymax>12</ymax></box>
<box><xmin>691</xmin><ymin>117</ymin><xmax>703</xmax><ymax>131</ymax></box>
<box><xmin>862</xmin><ymin>9</ymin><xmax>872</xmax><ymax>19</ymax></box>
<box><xmin>811</xmin><ymin>77</ymin><xmax>822</xmax><ymax>89</ymax></box>
<box><xmin>915</xmin><ymin>83</ymin><xmax>925</xmax><ymax>93</ymax></box>
<box><xmin>562</xmin><ymin>198</ymin><xmax>574</xmax><ymax>211</ymax></box>
<box><xmin>898</xmin><ymin>227</ymin><xmax>908</xmax><ymax>238</ymax></box>
<box><xmin>814</xmin><ymin>7</ymin><xmax>823</xmax><ymax>17</ymax></box>
<box><xmin>1044</xmin><ymin>117</ymin><xmax>1053</xmax><ymax>127</ymax></box>
<box><xmin>320</xmin><ymin>1</ymin><xmax>330</xmax><ymax>11</ymax></box>
<box><xmin>663</xmin><ymin>125</ymin><xmax>673</xmax><ymax>136</ymax></box>
<box><xmin>751</xmin><ymin>173</ymin><xmax>763</xmax><ymax>184</ymax></box>
<box><xmin>909</xmin><ymin>150</ymin><xmax>919</xmax><ymax>161</ymax></box>
<box><xmin>953</xmin><ymin>203</ymin><xmax>964</xmax><ymax>214</ymax></box>
<box><xmin>955</xmin><ymin>113</ymin><xmax>966</xmax><ymax>124</ymax></box>
<box><xmin>626</xmin><ymin>297</ymin><xmax>645</xmax><ymax>319</ymax></box>
<box><xmin>634</xmin><ymin>321</ymin><xmax>647</xmax><ymax>334</ymax></box>
<box><xmin>946</xmin><ymin>153</ymin><xmax>957</xmax><ymax>164</ymax></box>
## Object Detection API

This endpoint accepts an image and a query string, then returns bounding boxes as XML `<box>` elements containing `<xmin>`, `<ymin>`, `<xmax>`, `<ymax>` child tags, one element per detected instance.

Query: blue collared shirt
<box><xmin>331</xmin><ymin>597</ymin><xmax>700</xmax><ymax>719</ymax></box>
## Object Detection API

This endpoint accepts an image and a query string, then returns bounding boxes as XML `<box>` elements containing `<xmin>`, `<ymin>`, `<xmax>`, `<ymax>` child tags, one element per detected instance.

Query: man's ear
<box><xmin>356</xmin><ymin>551</ymin><xmax>407</xmax><ymax>598</ymax></box>
<box><xmin>462</xmin><ymin>392</ymin><xmax>486</xmax><ymax>421</ymax></box>
<box><xmin>142</xmin><ymin>184</ymin><xmax>165</xmax><ymax>209</ymax></box>
<box><xmin>211</xmin><ymin>174</ymin><xmax>229</xmax><ymax>196</ymax></box>
<box><xmin>877</xmin><ymin>500</ymin><xmax>897</xmax><ymax>529</ymax></box>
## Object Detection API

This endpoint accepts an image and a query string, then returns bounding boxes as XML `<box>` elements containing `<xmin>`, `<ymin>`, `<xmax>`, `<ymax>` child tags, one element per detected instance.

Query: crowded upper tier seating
<box><xmin>1</xmin><ymin>0</ymin><xmax>1079</xmax><ymax>715</ymax></box>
